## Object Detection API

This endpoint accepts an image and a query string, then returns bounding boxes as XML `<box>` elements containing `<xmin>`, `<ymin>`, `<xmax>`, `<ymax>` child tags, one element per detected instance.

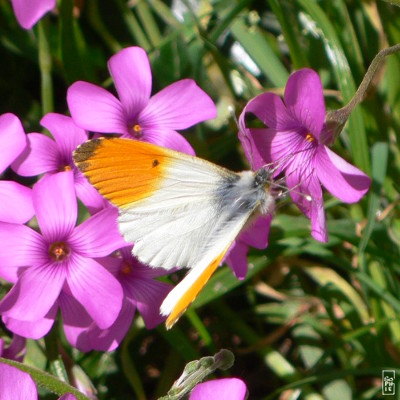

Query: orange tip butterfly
<box><xmin>73</xmin><ymin>138</ymin><xmax>275</xmax><ymax>329</ymax></box>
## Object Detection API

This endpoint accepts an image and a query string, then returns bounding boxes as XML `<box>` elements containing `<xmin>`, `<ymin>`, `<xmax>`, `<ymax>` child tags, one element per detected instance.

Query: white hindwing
<box><xmin>117</xmin><ymin>156</ymin><xmax>256</xmax><ymax>271</ymax></box>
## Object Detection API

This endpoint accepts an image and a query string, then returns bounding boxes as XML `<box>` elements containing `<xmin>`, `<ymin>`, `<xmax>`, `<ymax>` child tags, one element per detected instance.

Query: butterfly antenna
<box><xmin>269</xmin><ymin>165</ymin><xmax>314</xmax><ymax>204</ymax></box>
<box><xmin>262</xmin><ymin>146</ymin><xmax>315</xmax><ymax>177</ymax></box>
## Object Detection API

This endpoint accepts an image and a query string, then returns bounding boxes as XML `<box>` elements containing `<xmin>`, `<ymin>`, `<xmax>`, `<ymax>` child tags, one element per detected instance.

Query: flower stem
<box><xmin>38</xmin><ymin>18</ymin><xmax>54</xmax><ymax>115</ymax></box>
<box><xmin>44</xmin><ymin>323</ymin><xmax>69</xmax><ymax>384</ymax></box>
<box><xmin>325</xmin><ymin>43</ymin><xmax>400</xmax><ymax>138</ymax></box>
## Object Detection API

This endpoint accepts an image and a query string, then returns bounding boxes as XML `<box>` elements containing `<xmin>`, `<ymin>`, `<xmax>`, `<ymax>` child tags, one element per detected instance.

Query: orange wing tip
<box><xmin>73</xmin><ymin>138</ymin><xmax>103</xmax><ymax>171</ymax></box>
<box><xmin>73</xmin><ymin>137</ymin><xmax>174</xmax><ymax>208</ymax></box>
<box><xmin>160</xmin><ymin>249</ymin><xmax>229</xmax><ymax>330</ymax></box>
<box><xmin>165</xmin><ymin>311</ymin><xmax>184</xmax><ymax>330</ymax></box>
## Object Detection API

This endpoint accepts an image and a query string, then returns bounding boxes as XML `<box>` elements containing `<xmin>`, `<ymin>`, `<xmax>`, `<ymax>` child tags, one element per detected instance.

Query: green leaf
<box><xmin>267</xmin><ymin>0</ymin><xmax>309</xmax><ymax>68</ymax></box>
<box><xmin>193</xmin><ymin>255</ymin><xmax>269</xmax><ymax>308</ymax></box>
<box><xmin>230</xmin><ymin>17</ymin><xmax>289</xmax><ymax>87</ymax></box>
<box><xmin>304</xmin><ymin>266</ymin><xmax>369</xmax><ymax>322</ymax></box>
<box><xmin>358</xmin><ymin>142</ymin><xmax>389</xmax><ymax>254</ymax></box>
<box><xmin>296</xmin><ymin>0</ymin><xmax>370</xmax><ymax>174</ymax></box>
<box><xmin>59</xmin><ymin>0</ymin><xmax>86</xmax><ymax>83</ymax></box>
<box><xmin>158</xmin><ymin>327</ymin><xmax>200</xmax><ymax>361</ymax></box>
<box><xmin>38</xmin><ymin>19</ymin><xmax>53</xmax><ymax>114</ymax></box>
<box><xmin>322</xmin><ymin>379</ymin><xmax>352</xmax><ymax>400</ymax></box>
<box><xmin>135</xmin><ymin>1</ymin><xmax>162</xmax><ymax>48</ymax></box>
<box><xmin>380</xmin><ymin>0</ymin><xmax>400</xmax><ymax>6</ymax></box>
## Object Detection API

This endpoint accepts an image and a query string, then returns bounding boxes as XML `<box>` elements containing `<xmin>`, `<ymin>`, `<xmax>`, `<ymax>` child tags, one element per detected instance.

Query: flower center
<box><xmin>49</xmin><ymin>241</ymin><xmax>70</xmax><ymax>261</ymax></box>
<box><xmin>58</xmin><ymin>164</ymin><xmax>72</xmax><ymax>172</ymax></box>
<box><xmin>305</xmin><ymin>133</ymin><xmax>315</xmax><ymax>143</ymax></box>
<box><xmin>120</xmin><ymin>260</ymin><xmax>132</xmax><ymax>275</ymax></box>
<box><xmin>129</xmin><ymin>123</ymin><xmax>143</xmax><ymax>139</ymax></box>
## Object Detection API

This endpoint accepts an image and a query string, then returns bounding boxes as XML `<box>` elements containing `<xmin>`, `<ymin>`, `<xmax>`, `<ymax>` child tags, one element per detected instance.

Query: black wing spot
<box><xmin>73</xmin><ymin>138</ymin><xmax>103</xmax><ymax>171</ymax></box>
<box><xmin>152</xmin><ymin>159</ymin><xmax>160</xmax><ymax>167</ymax></box>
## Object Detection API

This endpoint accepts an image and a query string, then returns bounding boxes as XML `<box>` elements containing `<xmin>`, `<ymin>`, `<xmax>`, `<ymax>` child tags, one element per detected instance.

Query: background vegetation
<box><xmin>1</xmin><ymin>0</ymin><xmax>400</xmax><ymax>398</ymax></box>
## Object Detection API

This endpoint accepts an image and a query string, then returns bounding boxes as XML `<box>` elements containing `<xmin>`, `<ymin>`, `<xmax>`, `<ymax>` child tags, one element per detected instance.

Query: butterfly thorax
<box><xmin>216</xmin><ymin>168</ymin><xmax>274</xmax><ymax>219</ymax></box>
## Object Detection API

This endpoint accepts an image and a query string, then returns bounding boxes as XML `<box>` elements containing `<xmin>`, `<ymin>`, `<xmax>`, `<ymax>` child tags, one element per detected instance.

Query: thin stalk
<box><xmin>38</xmin><ymin>18</ymin><xmax>53</xmax><ymax>115</ymax></box>
<box><xmin>326</xmin><ymin>43</ymin><xmax>400</xmax><ymax>137</ymax></box>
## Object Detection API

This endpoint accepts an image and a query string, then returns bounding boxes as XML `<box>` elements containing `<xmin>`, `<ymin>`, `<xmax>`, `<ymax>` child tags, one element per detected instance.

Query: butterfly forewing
<box><xmin>74</xmin><ymin>138</ymin><xmax>251</xmax><ymax>270</ymax></box>
<box><xmin>74</xmin><ymin>138</ymin><xmax>275</xmax><ymax>328</ymax></box>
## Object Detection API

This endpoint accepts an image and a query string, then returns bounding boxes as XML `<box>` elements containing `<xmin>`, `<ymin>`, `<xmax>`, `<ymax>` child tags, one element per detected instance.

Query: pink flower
<box><xmin>239</xmin><ymin>68</ymin><xmax>371</xmax><ymax>242</ymax></box>
<box><xmin>0</xmin><ymin>113</ymin><xmax>26</xmax><ymax>174</ymax></box>
<box><xmin>0</xmin><ymin>362</ymin><xmax>78</xmax><ymax>400</ymax></box>
<box><xmin>0</xmin><ymin>181</ymin><xmax>34</xmax><ymax>224</ymax></box>
<box><xmin>67</xmin><ymin>46</ymin><xmax>217</xmax><ymax>155</ymax></box>
<box><xmin>0</xmin><ymin>335</ymin><xmax>25</xmax><ymax>361</ymax></box>
<box><xmin>12</xmin><ymin>113</ymin><xmax>106</xmax><ymax>213</ymax></box>
<box><xmin>190</xmin><ymin>378</ymin><xmax>248</xmax><ymax>400</ymax></box>
<box><xmin>10</xmin><ymin>0</ymin><xmax>56</xmax><ymax>29</ymax></box>
<box><xmin>0</xmin><ymin>113</ymin><xmax>33</xmax><ymax>225</ymax></box>
<box><xmin>69</xmin><ymin>246</ymin><xmax>172</xmax><ymax>352</ymax></box>
<box><xmin>0</xmin><ymin>362</ymin><xmax>38</xmax><ymax>399</ymax></box>
<box><xmin>225</xmin><ymin>215</ymin><xmax>272</xmax><ymax>279</ymax></box>
<box><xmin>3</xmin><ymin>289</ymin><xmax>93</xmax><ymax>342</ymax></box>
<box><xmin>0</xmin><ymin>172</ymin><xmax>126</xmax><ymax>339</ymax></box>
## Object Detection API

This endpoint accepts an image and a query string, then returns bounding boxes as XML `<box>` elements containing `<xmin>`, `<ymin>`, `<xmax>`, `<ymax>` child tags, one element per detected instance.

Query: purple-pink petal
<box><xmin>1</xmin><ymin>335</ymin><xmax>26</xmax><ymax>361</ymax></box>
<box><xmin>66</xmin><ymin>254</ymin><xmax>123</xmax><ymax>329</ymax></box>
<box><xmin>225</xmin><ymin>241</ymin><xmax>249</xmax><ymax>280</ymax></box>
<box><xmin>0</xmin><ymin>181</ymin><xmax>34</xmax><ymax>224</ymax></box>
<box><xmin>0</xmin><ymin>113</ymin><xmax>26</xmax><ymax>174</ymax></box>
<box><xmin>139</xmin><ymin>79</ymin><xmax>217</xmax><ymax>130</ymax></box>
<box><xmin>190</xmin><ymin>378</ymin><xmax>247</xmax><ymax>400</ymax></box>
<box><xmin>268</xmin><ymin>128</ymin><xmax>313</xmax><ymax>174</ymax></box>
<box><xmin>142</xmin><ymin>128</ymin><xmax>195</xmax><ymax>155</ymax></box>
<box><xmin>285</xmin><ymin>160</ymin><xmax>318</xmax><ymax>218</ymax></box>
<box><xmin>239</xmin><ymin>215</ymin><xmax>272</xmax><ymax>249</ymax></box>
<box><xmin>0</xmin><ymin>263</ymin><xmax>66</xmax><ymax>321</ymax></box>
<box><xmin>284</xmin><ymin>69</ymin><xmax>325</xmax><ymax>138</ymax></box>
<box><xmin>108</xmin><ymin>46</ymin><xmax>152</xmax><ymax>118</ymax></box>
<box><xmin>11</xmin><ymin>133</ymin><xmax>59</xmax><ymax>176</ymax></box>
<box><xmin>225</xmin><ymin>215</ymin><xmax>272</xmax><ymax>278</ymax></box>
<box><xmin>11</xmin><ymin>0</ymin><xmax>56</xmax><ymax>29</ymax></box>
<box><xmin>310</xmin><ymin>196</ymin><xmax>328</xmax><ymax>242</ymax></box>
<box><xmin>69</xmin><ymin>207</ymin><xmax>126</xmax><ymax>257</ymax></box>
<box><xmin>238</xmin><ymin>127</ymin><xmax>270</xmax><ymax>170</ymax></box>
<box><xmin>58</xmin><ymin>291</ymin><xmax>93</xmax><ymax>351</ymax></box>
<box><xmin>0</xmin><ymin>362</ymin><xmax>37</xmax><ymax>399</ymax></box>
<box><xmin>85</xmin><ymin>300</ymin><xmax>136</xmax><ymax>352</ymax></box>
<box><xmin>33</xmin><ymin>172</ymin><xmax>77</xmax><ymax>242</ymax></box>
<box><xmin>240</xmin><ymin>126</ymin><xmax>309</xmax><ymax>174</ymax></box>
<box><xmin>286</xmin><ymin>165</ymin><xmax>328</xmax><ymax>242</ymax></box>
<box><xmin>67</xmin><ymin>81</ymin><xmax>128</xmax><ymax>135</ymax></box>
<box><xmin>239</xmin><ymin>92</ymin><xmax>297</xmax><ymax>131</ymax></box>
<box><xmin>131</xmin><ymin>278</ymin><xmax>171</xmax><ymax>329</ymax></box>
<box><xmin>97</xmin><ymin>254</ymin><xmax>122</xmax><ymax>276</ymax></box>
<box><xmin>2</xmin><ymin>305</ymin><xmax>57</xmax><ymax>339</ymax></box>
<box><xmin>316</xmin><ymin>145</ymin><xmax>371</xmax><ymax>203</ymax></box>
<box><xmin>40</xmin><ymin>113</ymin><xmax>88</xmax><ymax>161</ymax></box>
<box><xmin>0</xmin><ymin>222</ymin><xmax>47</xmax><ymax>283</ymax></box>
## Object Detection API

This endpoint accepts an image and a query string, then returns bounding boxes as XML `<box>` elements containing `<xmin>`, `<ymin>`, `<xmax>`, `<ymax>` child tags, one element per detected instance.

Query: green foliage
<box><xmin>1</xmin><ymin>0</ymin><xmax>400</xmax><ymax>398</ymax></box>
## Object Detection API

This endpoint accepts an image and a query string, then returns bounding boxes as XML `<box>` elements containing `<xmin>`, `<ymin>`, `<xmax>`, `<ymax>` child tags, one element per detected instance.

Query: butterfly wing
<box><xmin>74</xmin><ymin>138</ymin><xmax>267</xmax><ymax>327</ymax></box>
<box><xmin>74</xmin><ymin>138</ymin><xmax>244</xmax><ymax>268</ymax></box>
<box><xmin>160</xmin><ymin>214</ymin><xmax>250</xmax><ymax>328</ymax></box>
